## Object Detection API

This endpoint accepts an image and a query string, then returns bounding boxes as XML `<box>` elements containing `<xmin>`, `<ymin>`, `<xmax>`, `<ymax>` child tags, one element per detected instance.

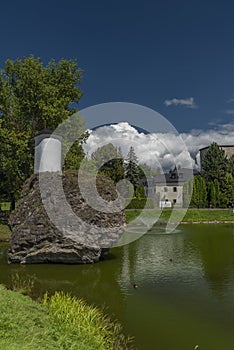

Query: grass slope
<box><xmin>0</xmin><ymin>285</ymin><xmax>132</xmax><ymax>350</ymax></box>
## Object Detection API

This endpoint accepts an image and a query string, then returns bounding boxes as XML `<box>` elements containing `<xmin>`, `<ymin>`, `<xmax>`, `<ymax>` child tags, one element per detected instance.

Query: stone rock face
<box><xmin>8</xmin><ymin>171</ymin><xmax>126</xmax><ymax>264</ymax></box>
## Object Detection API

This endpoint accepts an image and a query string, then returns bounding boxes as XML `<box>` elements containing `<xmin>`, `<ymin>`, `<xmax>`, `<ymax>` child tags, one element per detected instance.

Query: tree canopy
<box><xmin>228</xmin><ymin>154</ymin><xmax>234</xmax><ymax>177</ymax></box>
<box><xmin>0</xmin><ymin>56</ymin><xmax>83</xmax><ymax>133</ymax></box>
<box><xmin>0</xmin><ymin>55</ymin><xmax>84</xmax><ymax>204</ymax></box>
<box><xmin>0</xmin><ymin>123</ymin><xmax>31</xmax><ymax>208</ymax></box>
<box><xmin>221</xmin><ymin>173</ymin><xmax>234</xmax><ymax>207</ymax></box>
<box><xmin>201</xmin><ymin>143</ymin><xmax>228</xmax><ymax>183</ymax></box>
<box><xmin>91</xmin><ymin>143</ymin><xmax>125</xmax><ymax>183</ymax></box>
<box><xmin>125</xmin><ymin>146</ymin><xmax>141</xmax><ymax>194</ymax></box>
<box><xmin>190</xmin><ymin>175</ymin><xmax>207</xmax><ymax>208</ymax></box>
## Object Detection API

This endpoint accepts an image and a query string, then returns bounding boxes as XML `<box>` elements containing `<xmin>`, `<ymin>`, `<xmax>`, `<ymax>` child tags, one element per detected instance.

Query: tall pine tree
<box><xmin>125</xmin><ymin>146</ymin><xmax>140</xmax><ymax>195</ymax></box>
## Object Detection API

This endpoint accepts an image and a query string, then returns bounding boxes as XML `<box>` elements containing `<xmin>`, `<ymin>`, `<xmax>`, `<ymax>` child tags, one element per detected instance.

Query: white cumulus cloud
<box><xmin>164</xmin><ymin>97</ymin><xmax>197</xmax><ymax>109</ymax></box>
<box><xmin>83</xmin><ymin>122</ymin><xmax>234</xmax><ymax>172</ymax></box>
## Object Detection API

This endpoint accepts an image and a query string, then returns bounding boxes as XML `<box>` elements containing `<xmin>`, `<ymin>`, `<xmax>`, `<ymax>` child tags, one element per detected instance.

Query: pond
<box><xmin>0</xmin><ymin>224</ymin><xmax>234</xmax><ymax>350</ymax></box>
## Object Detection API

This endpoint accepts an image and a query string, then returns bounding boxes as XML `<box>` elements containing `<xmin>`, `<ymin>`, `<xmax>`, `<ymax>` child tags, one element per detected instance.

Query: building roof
<box><xmin>141</xmin><ymin>168</ymin><xmax>198</xmax><ymax>186</ymax></box>
<box><xmin>199</xmin><ymin>144</ymin><xmax>234</xmax><ymax>152</ymax></box>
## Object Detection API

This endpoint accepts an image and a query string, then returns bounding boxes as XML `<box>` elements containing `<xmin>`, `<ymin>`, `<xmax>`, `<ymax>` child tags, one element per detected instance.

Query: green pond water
<box><xmin>0</xmin><ymin>224</ymin><xmax>234</xmax><ymax>350</ymax></box>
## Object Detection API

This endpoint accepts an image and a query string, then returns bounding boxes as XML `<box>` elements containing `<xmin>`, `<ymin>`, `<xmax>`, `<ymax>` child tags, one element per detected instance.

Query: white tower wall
<box><xmin>34</xmin><ymin>132</ymin><xmax>62</xmax><ymax>174</ymax></box>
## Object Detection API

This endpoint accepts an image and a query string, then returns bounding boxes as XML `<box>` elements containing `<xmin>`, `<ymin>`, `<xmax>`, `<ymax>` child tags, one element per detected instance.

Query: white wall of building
<box><xmin>156</xmin><ymin>184</ymin><xmax>183</xmax><ymax>207</ymax></box>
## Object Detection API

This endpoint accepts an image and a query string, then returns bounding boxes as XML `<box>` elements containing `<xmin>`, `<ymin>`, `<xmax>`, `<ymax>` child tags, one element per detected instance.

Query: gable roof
<box><xmin>142</xmin><ymin>168</ymin><xmax>198</xmax><ymax>186</ymax></box>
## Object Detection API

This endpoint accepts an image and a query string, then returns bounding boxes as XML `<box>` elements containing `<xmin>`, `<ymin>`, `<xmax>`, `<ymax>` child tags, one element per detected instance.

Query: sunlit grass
<box><xmin>43</xmin><ymin>291</ymin><xmax>133</xmax><ymax>350</ymax></box>
<box><xmin>125</xmin><ymin>208</ymin><xmax>234</xmax><ymax>224</ymax></box>
<box><xmin>0</xmin><ymin>202</ymin><xmax>10</xmax><ymax>211</ymax></box>
<box><xmin>0</xmin><ymin>285</ymin><xmax>134</xmax><ymax>350</ymax></box>
<box><xmin>183</xmin><ymin>209</ymin><xmax>234</xmax><ymax>222</ymax></box>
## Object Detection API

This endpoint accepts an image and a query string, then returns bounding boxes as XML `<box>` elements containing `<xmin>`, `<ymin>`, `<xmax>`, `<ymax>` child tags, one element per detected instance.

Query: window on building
<box><xmin>173</xmin><ymin>199</ymin><xmax>177</xmax><ymax>204</ymax></box>
<box><xmin>173</xmin><ymin>187</ymin><xmax>177</xmax><ymax>192</ymax></box>
<box><xmin>164</xmin><ymin>187</ymin><xmax>168</xmax><ymax>192</ymax></box>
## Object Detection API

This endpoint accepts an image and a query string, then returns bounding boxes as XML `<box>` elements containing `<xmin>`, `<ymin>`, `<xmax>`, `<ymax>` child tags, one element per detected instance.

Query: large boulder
<box><xmin>8</xmin><ymin>171</ymin><xmax>125</xmax><ymax>264</ymax></box>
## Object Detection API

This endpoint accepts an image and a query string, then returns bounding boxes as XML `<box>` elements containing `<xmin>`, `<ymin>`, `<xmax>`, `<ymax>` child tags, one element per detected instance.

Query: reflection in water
<box><xmin>116</xmin><ymin>224</ymin><xmax>234</xmax><ymax>350</ymax></box>
<box><xmin>1</xmin><ymin>224</ymin><xmax>234</xmax><ymax>350</ymax></box>
<box><xmin>184</xmin><ymin>225</ymin><xmax>234</xmax><ymax>298</ymax></box>
<box><xmin>118</xmin><ymin>227</ymin><xmax>204</xmax><ymax>295</ymax></box>
<box><xmin>0</xmin><ymin>243</ymin><xmax>126</xmax><ymax>318</ymax></box>
<box><xmin>118</xmin><ymin>224</ymin><xmax>234</xmax><ymax>299</ymax></box>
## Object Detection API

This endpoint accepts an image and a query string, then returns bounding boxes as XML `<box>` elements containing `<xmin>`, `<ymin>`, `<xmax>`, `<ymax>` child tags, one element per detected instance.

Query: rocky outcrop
<box><xmin>8</xmin><ymin>171</ymin><xmax>125</xmax><ymax>264</ymax></box>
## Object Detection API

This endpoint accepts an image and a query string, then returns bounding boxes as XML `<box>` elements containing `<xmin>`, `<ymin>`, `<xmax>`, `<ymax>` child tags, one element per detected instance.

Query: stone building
<box><xmin>141</xmin><ymin>168</ymin><xmax>196</xmax><ymax>208</ymax></box>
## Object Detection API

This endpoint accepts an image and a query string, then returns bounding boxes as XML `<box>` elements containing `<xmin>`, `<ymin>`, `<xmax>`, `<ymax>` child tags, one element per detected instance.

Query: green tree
<box><xmin>208</xmin><ymin>179</ymin><xmax>221</xmax><ymax>208</ymax></box>
<box><xmin>0</xmin><ymin>56</ymin><xmax>85</xmax><ymax>204</ymax></box>
<box><xmin>191</xmin><ymin>175</ymin><xmax>207</xmax><ymax>208</ymax></box>
<box><xmin>63</xmin><ymin>141</ymin><xmax>86</xmax><ymax>170</ymax></box>
<box><xmin>228</xmin><ymin>154</ymin><xmax>234</xmax><ymax>177</ymax></box>
<box><xmin>125</xmin><ymin>146</ymin><xmax>140</xmax><ymax>194</ymax></box>
<box><xmin>183</xmin><ymin>179</ymin><xmax>193</xmax><ymax>208</ymax></box>
<box><xmin>136</xmin><ymin>185</ymin><xmax>146</xmax><ymax>199</ymax></box>
<box><xmin>0</xmin><ymin>56</ymin><xmax>83</xmax><ymax>133</ymax></box>
<box><xmin>213</xmin><ymin>179</ymin><xmax>221</xmax><ymax>207</ymax></box>
<box><xmin>91</xmin><ymin>144</ymin><xmax>125</xmax><ymax>183</ymax></box>
<box><xmin>220</xmin><ymin>173</ymin><xmax>234</xmax><ymax>207</ymax></box>
<box><xmin>61</xmin><ymin>115</ymin><xmax>89</xmax><ymax>170</ymax></box>
<box><xmin>202</xmin><ymin>143</ymin><xmax>228</xmax><ymax>184</ymax></box>
<box><xmin>0</xmin><ymin>124</ymin><xmax>31</xmax><ymax>208</ymax></box>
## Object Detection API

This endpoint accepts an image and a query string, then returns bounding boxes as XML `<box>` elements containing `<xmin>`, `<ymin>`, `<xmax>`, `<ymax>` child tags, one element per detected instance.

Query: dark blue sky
<box><xmin>1</xmin><ymin>0</ymin><xmax>234</xmax><ymax>132</ymax></box>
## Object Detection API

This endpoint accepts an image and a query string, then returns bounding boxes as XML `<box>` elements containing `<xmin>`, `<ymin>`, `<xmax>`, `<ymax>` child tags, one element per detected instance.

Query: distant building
<box><xmin>140</xmin><ymin>168</ymin><xmax>197</xmax><ymax>208</ymax></box>
<box><xmin>199</xmin><ymin>145</ymin><xmax>234</xmax><ymax>170</ymax></box>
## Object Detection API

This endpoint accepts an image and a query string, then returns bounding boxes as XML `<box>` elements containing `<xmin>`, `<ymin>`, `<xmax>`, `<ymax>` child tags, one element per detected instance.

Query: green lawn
<box><xmin>183</xmin><ymin>209</ymin><xmax>234</xmax><ymax>222</ymax></box>
<box><xmin>0</xmin><ymin>285</ymin><xmax>132</xmax><ymax>350</ymax></box>
<box><xmin>125</xmin><ymin>208</ymin><xmax>234</xmax><ymax>224</ymax></box>
<box><xmin>0</xmin><ymin>225</ymin><xmax>11</xmax><ymax>241</ymax></box>
<box><xmin>0</xmin><ymin>202</ymin><xmax>10</xmax><ymax>211</ymax></box>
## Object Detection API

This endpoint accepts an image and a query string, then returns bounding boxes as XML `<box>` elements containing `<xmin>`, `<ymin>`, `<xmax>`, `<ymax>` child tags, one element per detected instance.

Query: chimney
<box><xmin>34</xmin><ymin>129</ymin><xmax>62</xmax><ymax>174</ymax></box>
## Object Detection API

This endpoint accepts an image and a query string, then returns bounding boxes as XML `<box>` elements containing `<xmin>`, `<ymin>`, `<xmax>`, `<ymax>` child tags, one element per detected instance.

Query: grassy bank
<box><xmin>0</xmin><ymin>224</ymin><xmax>11</xmax><ymax>242</ymax></box>
<box><xmin>0</xmin><ymin>285</ymin><xmax>133</xmax><ymax>350</ymax></box>
<box><xmin>0</xmin><ymin>202</ymin><xmax>10</xmax><ymax>211</ymax></box>
<box><xmin>183</xmin><ymin>209</ymin><xmax>234</xmax><ymax>222</ymax></box>
<box><xmin>125</xmin><ymin>208</ymin><xmax>234</xmax><ymax>224</ymax></box>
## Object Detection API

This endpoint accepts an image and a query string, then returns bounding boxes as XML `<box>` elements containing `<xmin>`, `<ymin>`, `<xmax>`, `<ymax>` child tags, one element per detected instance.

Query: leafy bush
<box><xmin>136</xmin><ymin>185</ymin><xmax>146</xmax><ymax>199</ymax></box>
